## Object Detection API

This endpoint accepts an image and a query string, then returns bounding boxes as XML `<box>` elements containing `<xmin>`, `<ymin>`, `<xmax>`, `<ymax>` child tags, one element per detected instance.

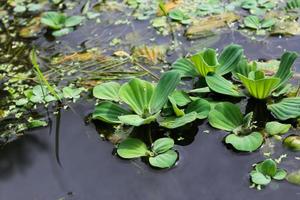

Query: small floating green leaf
<box><xmin>149</xmin><ymin>150</ymin><xmax>178</xmax><ymax>168</ymax></box>
<box><xmin>265</xmin><ymin>121</ymin><xmax>291</xmax><ymax>136</ymax></box>
<box><xmin>250</xmin><ymin>171</ymin><xmax>272</xmax><ymax>185</ymax></box>
<box><xmin>152</xmin><ymin>138</ymin><xmax>174</xmax><ymax>154</ymax></box>
<box><xmin>117</xmin><ymin>138</ymin><xmax>148</xmax><ymax>159</ymax></box>
<box><xmin>225</xmin><ymin>132</ymin><xmax>263</xmax><ymax>152</ymax></box>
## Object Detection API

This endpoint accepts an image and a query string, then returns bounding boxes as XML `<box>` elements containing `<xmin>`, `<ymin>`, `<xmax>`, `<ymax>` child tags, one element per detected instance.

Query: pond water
<box><xmin>1</xmin><ymin>31</ymin><xmax>300</xmax><ymax>199</ymax></box>
<box><xmin>1</xmin><ymin>1</ymin><xmax>300</xmax><ymax>199</ymax></box>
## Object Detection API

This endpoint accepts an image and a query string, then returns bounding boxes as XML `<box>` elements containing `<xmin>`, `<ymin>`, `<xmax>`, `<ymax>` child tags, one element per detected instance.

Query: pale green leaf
<box><xmin>118</xmin><ymin>113</ymin><xmax>158</xmax><ymax>126</ymax></box>
<box><xmin>216</xmin><ymin>44</ymin><xmax>243</xmax><ymax>75</ymax></box>
<box><xmin>149</xmin><ymin>71</ymin><xmax>181</xmax><ymax>114</ymax></box>
<box><xmin>92</xmin><ymin>102</ymin><xmax>130</xmax><ymax>123</ymax></box>
<box><xmin>273</xmin><ymin>169</ymin><xmax>287</xmax><ymax>180</ymax></box>
<box><xmin>159</xmin><ymin>112</ymin><xmax>198</xmax><ymax>129</ymax></box>
<box><xmin>152</xmin><ymin>138</ymin><xmax>174</xmax><ymax>154</ymax></box>
<box><xmin>93</xmin><ymin>82</ymin><xmax>120</xmax><ymax>101</ymax></box>
<box><xmin>65</xmin><ymin>15</ymin><xmax>85</xmax><ymax>27</ymax></box>
<box><xmin>149</xmin><ymin>150</ymin><xmax>177</xmax><ymax>168</ymax></box>
<box><xmin>267</xmin><ymin>97</ymin><xmax>300</xmax><ymax>120</ymax></box>
<box><xmin>274</xmin><ymin>51</ymin><xmax>298</xmax><ymax>89</ymax></box>
<box><xmin>185</xmin><ymin>98</ymin><xmax>210</xmax><ymax>119</ymax></box>
<box><xmin>119</xmin><ymin>78</ymin><xmax>154</xmax><ymax>115</ymax></box>
<box><xmin>208</xmin><ymin>102</ymin><xmax>243</xmax><ymax>131</ymax></box>
<box><xmin>265</xmin><ymin>121</ymin><xmax>291</xmax><ymax>136</ymax></box>
<box><xmin>117</xmin><ymin>138</ymin><xmax>148</xmax><ymax>159</ymax></box>
<box><xmin>225</xmin><ymin>132</ymin><xmax>263</xmax><ymax>152</ymax></box>
<box><xmin>250</xmin><ymin>171</ymin><xmax>271</xmax><ymax>185</ymax></box>
<box><xmin>206</xmin><ymin>73</ymin><xmax>244</xmax><ymax>97</ymax></box>
<box><xmin>190</xmin><ymin>49</ymin><xmax>217</xmax><ymax>77</ymax></box>
<box><xmin>171</xmin><ymin>58</ymin><xmax>198</xmax><ymax>77</ymax></box>
<box><xmin>41</xmin><ymin>11</ymin><xmax>66</xmax><ymax>29</ymax></box>
<box><xmin>238</xmin><ymin>73</ymin><xmax>280</xmax><ymax>99</ymax></box>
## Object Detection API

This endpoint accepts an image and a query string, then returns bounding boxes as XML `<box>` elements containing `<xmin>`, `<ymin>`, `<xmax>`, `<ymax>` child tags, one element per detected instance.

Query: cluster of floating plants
<box><xmin>92</xmin><ymin>44</ymin><xmax>300</xmax><ymax>188</ymax></box>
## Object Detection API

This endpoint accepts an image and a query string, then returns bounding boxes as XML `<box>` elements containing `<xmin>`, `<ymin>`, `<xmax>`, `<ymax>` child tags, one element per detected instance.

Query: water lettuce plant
<box><xmin>243</xmin><ymin>15</ymin><xmax>275</xmax><ymax>33</ymax></box>
<box><xmin>92</xmin><ymin>71</ymin><xmax>181</xmax><ymax>126</ymax></box>
<box><xmin>41</xmin><ymin>11</ymin><xmax>85</xmax><ymax>37</ymax></box>
<box><xmin>172</xmin><ymin>44</ymin><xmax>244</xmax><ymax>97</ymax></box>
<box><xmin>117</xmin><ymin>137</ymin><xmax>177</xmax><ymax>168</ymax></box>
<box><xmin>250</xmin><ymin>159</ymin><xmax>287</xmax><ymax>190</ymax></box>
<box><xmin>208</xmin><ymin>102</ymin><xmax>263</xmax><ymax>152</ymax></box>
<box><xmin>237</xmin><ymin>51</ymin><xmax>298</xmax><ymax>99</ymax></box>
<box><xmin>93</xmin><ymin>71</ymin><xmax>211</xmax><ymax>129</ymax></box>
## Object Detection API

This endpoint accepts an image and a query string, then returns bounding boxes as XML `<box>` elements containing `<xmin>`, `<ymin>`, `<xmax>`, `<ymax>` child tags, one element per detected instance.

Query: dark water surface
<box><xmin>2</xmin><ymin>13</ymin><xmax>300</xmax><ymax>200</ymax></box>
<box><xmin>0</xmin><ymin>101</ymin><xmax>299</xmax><ymax>200</ymax></box>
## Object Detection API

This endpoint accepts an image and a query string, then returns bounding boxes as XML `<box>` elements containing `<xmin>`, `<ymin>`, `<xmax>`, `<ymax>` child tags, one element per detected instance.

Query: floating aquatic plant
<box><xmin>92</xmin><ymin>71</ymin><xmax>181</xmax><ymax>126</ymax></box>
<box><xmin>208</xmin><ymin>102</ymin><xmax>263</xmax><ymax>152</ymax></box>
<box><xmin>172</xmin><ymin>44</ymin><xmax>244</xmax><ymax>97</ymax></box>
<box><xmin>117</xmin><ymin>137</ymin><xmax>178</xmax><ymax>169</ymax></box>
<box><xmin>250</xmin><ymin>158</ymin><xmax>287</xmax><ymax>190</ymax></box>
<box><xmin>41</xmin><ymin>11</ymin><xmax>85</xmax><ymax>37</ymax></box>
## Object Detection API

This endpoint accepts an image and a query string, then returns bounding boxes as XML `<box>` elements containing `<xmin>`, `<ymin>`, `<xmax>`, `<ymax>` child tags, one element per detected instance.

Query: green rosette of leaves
<box><xmin>41</xmin><ymin>11</ymin><xmax>85</xmax><ymax>37</ymax></box>
<box><xmin>172</xmin><ymin>44</ymin><xmax>245</xmax><ymax>97</ymax></box>
<box><xmin>208</xmin><ymin>102</ymin><xmax>263</xmax><ymax>152</ymax></box>
<box><xmin>117</xmin><ymin>137</ymin><xmax>178</xmax><ymax>169</ymax></box>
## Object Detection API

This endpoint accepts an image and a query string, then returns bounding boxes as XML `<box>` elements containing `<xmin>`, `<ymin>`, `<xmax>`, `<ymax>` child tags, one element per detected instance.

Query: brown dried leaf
<box><xmin>186</xmin><ymin>12</ymin><xmax>239</xmax><ymax>39</ymax></box>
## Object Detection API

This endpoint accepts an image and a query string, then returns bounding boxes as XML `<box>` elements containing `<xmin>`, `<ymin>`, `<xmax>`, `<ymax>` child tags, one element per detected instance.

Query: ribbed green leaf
<box><xmin>208</xmin><ymin>102</ymin><xmax>243</xmax><ymax>131</ymax></box>
<box><xmin>234</xmin><ymin>58</ymin><xmax>257</xmax><ymax>77</ymax></box>
<box><xmin>92</xmin><ymin>102</ymin><xmax>130</xmax><ymax>123</ymax></box>
<box><xmin>206</xmin><ymin>73</ymin><xmax>244</xmax><ymax>97</ymax></box>
<box><xmin>170</xmin><ymin>90</ymin><xmax>191</xmax><ymax>106</ymax></box>
<box><xmin>64</xmin><ymin>15</ymin><xmax>84</xmax><ymax>27</ymax></box>
<box><xmin>149</xmin><ymin>150</ymin><xmax>177</xmax><ymax>168</ymax></box>
<box><xmin>118</xmin><ymin>113</ymin><xmax>159</xmax><ymax>126</ymax></box>
<box><xmin>171</xmin><ymin>58</ymin><xmax>198</xmax><ymax>77</ymax></box>
<box><xmin>225</xmin><ymin>132</ymin><xmax>263</xmax><ymax>152</ymax></box>
<box><xmin>274</xmin><ymin>51</ymin><xmax>298</xmax><ymax>89</ymax></box>
<box><xmin>267</xmin><ymin>97</ymin><xmax>300</xmax><ymax>120</ymax></box>
<box><xmin>169</xmin><ymin>96</ymin><xmax>185</xmax><ymax>117</ymax></box>
<box><xmin>250</xmin><ymin>171</ymin><xmax>271</xmax><ymax>185</ymax></box>
<box><xmin>159</xmin><ymin>112</ymin><xmax>198</xmax><ymax>129</ymax></box>
<box><xmin>93</xmin><ymin>82</ymin><xmax>120</xmax><ymax>101</ymax></box>
<box><xmin>216</xmin><ymin>44</ymin><xmax>243</xmax><ymax>75</ymax></box>
<box><xmin>149</xmin><ymin>71</ymin><xmax>181</xmax><ymax>114</ymax></box>
<box><xmin>244</xmin><ymin>15</ymin><xmax>260</xmax><ymax>30</ymax></box>
<box><xmin>41</xmin><ymin>11</ymin><xmax>66</xmax><ymax>29</ymax></box>
<box><xmin>238</xmin><ymin>73</ymin><xmax>280</xmax><ymax>99</ymax></box>
<box><xmin>117</xmin><ymin>138</ymin><xmax>148</xmax><ymax>158</ymax></box>
<box><xmin>265</xmin><ymin>121</ymin><xmax>291</xmax><ymax>136</ymax></box>
<box><xmin>119</xmin><ymin>78</ymin><xmax>154</xmax><ymax>115</ymax></box>
<box><xmin>256</xmin><ymin>159</ymin><xmax>277</xmax><ymax>177</ymax></box>
<box><xmin>186</xmin><ymin>98</ymin><xmax>211</xmax><ymax>119</ymax></box>
<box><xmin>190</xmin><ymin>49</ymin><xmax>217</xmax><ymax>77</ymax></box>
<box><xmin>152</xmin><ymin>138</ymin><xmax>174</xmax><ymax>154</ymax></box>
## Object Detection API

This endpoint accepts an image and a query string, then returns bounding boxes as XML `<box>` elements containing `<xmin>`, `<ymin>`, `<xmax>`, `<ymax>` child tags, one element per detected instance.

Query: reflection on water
<box><xmin>0</xmin><ymin>102</ymin><xmax>299</xmax><ymax>200</ymax></box>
